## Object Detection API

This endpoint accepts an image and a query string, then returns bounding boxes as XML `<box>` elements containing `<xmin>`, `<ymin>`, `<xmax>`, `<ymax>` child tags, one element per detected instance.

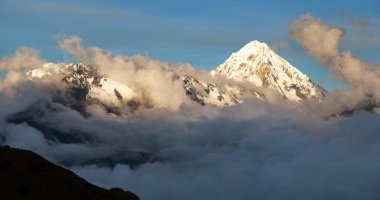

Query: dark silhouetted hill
<box><xmin>0</xmin><ymin>146</ymin><xmax>140</xmax><ymax>200</ymax></box>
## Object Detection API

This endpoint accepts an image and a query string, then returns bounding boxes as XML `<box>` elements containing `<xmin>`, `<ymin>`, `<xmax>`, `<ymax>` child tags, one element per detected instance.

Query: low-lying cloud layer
<box><xmin>1</xmin><ymin>14</ymin><xmax>380</xmax><ymax>200</ymax></box>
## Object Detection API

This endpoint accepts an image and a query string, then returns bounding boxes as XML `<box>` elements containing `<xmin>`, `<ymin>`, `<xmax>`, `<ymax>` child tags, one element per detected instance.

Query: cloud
<box><xmin>289</xmin><ymin>14</ymin><xmax>380</xmax><ymax>105</ymax></box>
<box><xmin>270</xmin><ymin>41</ymin><xmax>290</xmax><ymax>50</ymax></box>
<box><xmin>337</xmin><ymin>9</ymin><xmax>368</xmax><ymax>31</ymax></box>
<box><xmin>0</xmin><ymin>47</ymin><xmax>45</xmax><ymax>71</ymax></box>
<box><xmin>289</xmin><ymin>14</ymin><xmax>343</xmax><ymax>66</ymax></box>
<box><xmin>70</xmin><ymin>111</ymin><xmax>380</xmax><ymax>200</ymax></box>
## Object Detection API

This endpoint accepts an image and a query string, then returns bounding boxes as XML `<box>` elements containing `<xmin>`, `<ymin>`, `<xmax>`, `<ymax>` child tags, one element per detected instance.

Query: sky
<box><xmin>1</xmin><ymin>0</ymin><xmax>380</xmax><ymax>90</ymax></box>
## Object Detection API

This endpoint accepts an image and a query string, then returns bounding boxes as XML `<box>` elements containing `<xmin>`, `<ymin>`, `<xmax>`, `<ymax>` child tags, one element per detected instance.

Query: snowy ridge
<box><xmin>27</xmin><ymin>63</ymin><xmax>135</xmax><ymax>109</ymax></box>
<box><xmin>211</xmin><ymin>40</ymin><xmax>325</xmax><ymax>102</ymax></box>
<box><xmin>26</xmin><ymin>63</ymin><xmax>259</xmax><ymax>110</ymax></box>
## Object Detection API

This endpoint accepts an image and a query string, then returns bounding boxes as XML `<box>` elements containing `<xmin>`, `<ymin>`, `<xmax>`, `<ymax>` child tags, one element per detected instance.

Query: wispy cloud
<box><xmin>270</xmin><ymin>40</ymin><xmax>290</xmax><ymax>50</ymax></box>
<box><xmin>337</xmin><ymin>9</ymin><xmax>368</xmax><ymax>31</ymax></box>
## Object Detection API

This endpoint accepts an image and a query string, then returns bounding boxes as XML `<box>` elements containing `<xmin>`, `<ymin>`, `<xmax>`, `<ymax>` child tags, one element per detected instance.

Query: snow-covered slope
<box><xmin>211</xmin><ymin>40</ymin><xmax>325</xmax><ymax>102</ymax></box>
<box><xmin>27</xmin><ymin>63</ymin><xmax>137</xmax><ymax>115</ymax></box>
<box><xmin>182</xmin><ymin>75</ymin><xmax>263</xmax><ymax>107</ymax></box>
<box><xmin>28</xmin><ymin>63</ymin><xmax>135</xmax><ymax>106</ymax></box>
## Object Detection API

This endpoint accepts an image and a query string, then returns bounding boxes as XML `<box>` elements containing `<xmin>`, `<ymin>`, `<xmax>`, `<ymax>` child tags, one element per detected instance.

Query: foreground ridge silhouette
<box><xmin>0</xmin><ymin>146</ymin><xmax>140</xmax><ymax>200</ymax></box>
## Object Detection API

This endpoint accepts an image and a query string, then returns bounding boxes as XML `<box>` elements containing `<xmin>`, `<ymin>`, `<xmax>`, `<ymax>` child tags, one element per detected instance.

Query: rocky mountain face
<box><xmin>211</xmin><ymin>40</ymin><xmax>325</xmax><ymax>102</ymax></box>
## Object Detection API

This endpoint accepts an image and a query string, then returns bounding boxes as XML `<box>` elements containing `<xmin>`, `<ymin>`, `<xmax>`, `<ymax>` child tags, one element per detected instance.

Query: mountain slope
<box><xmin>182</xmin><ymin>75</ymin><xmax>263</xmax><ymax>107</ymax></box>
<box><xmin>0</xmin><ymin>146</ymin><xmax>140</xmax><ymax>200</ymax></box>
<box><xmin>211</xmin><ymin>40</ymin><xmax>325</xmax><ymax>102</ymax></box>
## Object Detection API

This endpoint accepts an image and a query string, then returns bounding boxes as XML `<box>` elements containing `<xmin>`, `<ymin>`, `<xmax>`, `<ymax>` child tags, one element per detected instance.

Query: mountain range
<box><xmin>25</xmin><ymin>40</ymin><xmax>325</xmax><ymax>115</ymax></box>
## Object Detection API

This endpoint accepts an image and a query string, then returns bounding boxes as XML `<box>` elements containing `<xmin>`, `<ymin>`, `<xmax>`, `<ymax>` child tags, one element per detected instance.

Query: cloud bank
<box><xmin>0</xmin><ymin>14</ymin><xmax>380</xmax><ymax>200</ymax></box>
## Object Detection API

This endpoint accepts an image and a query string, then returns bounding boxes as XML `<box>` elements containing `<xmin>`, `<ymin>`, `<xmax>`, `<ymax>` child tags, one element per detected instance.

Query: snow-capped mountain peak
<box><xmin>235</xmin><ymin>40</ymin><xmax>270</xmax><ymax>56</ymax></box>
<box><xmin>211</xmin><ymin>40</ymin><xmax>325</xmax><ymax>102</ymax></box>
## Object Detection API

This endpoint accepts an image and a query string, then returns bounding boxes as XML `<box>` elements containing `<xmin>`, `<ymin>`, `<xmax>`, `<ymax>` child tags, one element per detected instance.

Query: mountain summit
<box><xmin>211</xmin><ymin>40</ymin><xmax>325</xmax><ymax>102</ymax></box>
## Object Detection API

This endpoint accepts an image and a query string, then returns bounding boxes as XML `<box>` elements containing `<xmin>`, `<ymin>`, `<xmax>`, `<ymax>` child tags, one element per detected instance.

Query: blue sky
<box><xmin>1</xmin><ymin>0</ymin><xmax>379</xmax><ymax>90</ymax></box>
